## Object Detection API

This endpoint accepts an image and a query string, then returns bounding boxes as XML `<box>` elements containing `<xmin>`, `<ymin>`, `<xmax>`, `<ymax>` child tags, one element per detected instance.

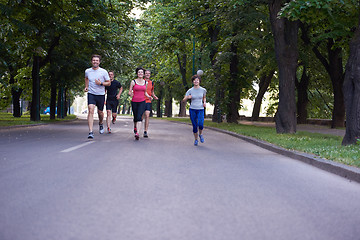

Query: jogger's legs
<box><xmin>144</xmin><ymin>110</ymin><xmax>150</xmax><ymax>132</ymax></box>
<box><xmin>87</xmin><ymin>104</ymin><xmax>95</xmax><ymax>132</ymax></box>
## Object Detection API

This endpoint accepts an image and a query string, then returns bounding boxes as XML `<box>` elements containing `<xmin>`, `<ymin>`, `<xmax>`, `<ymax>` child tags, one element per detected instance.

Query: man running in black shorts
<box><xmin>105</xmin><ymin>71</ymin><xmax>123</xmax><ymax>133</ymax></box>
<box><xmin>84</xmin><ymin>54</ymin><xmax>111</xmax><ymax>139</ymax></box>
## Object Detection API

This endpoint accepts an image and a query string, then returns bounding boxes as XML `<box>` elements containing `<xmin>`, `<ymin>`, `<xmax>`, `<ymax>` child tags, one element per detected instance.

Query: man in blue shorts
<box><xmin>84</xmin><ymin>54</ymin><xmax>111</xmax><ymax>139</ymax></box>
<box><xmin>105</xmin><ymin>71</ymin><xmax>123</xmax><ymax>133</ymax></box>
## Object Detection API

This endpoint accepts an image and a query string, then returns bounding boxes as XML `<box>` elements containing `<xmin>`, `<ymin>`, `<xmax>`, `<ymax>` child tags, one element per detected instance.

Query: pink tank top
<box><xmin>132</xmin><ymin>80</ymin><xmax>146</xmax><ymax>102</ymax></box>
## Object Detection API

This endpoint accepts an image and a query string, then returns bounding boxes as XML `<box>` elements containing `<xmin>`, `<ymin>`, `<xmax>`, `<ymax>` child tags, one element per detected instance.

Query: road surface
<box><xmin>0</xmin><ymin>117</ymin><xmax>359</xmax><ymax>240</ymax></box>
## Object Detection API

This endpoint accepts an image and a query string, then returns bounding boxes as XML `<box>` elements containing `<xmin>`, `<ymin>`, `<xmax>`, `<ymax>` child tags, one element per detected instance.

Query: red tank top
<box><xmin>132</xmin><ymin>80</ymin><xmax>146</xmax><ymax>102</ymax></box>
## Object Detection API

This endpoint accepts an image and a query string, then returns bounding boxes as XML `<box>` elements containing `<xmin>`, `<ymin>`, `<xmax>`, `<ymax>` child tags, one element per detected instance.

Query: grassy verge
<box><xmin>166</xmin><ymin>117</ymin><xmax>360</xmax><ymax>168</ymax></box>
<box><xmin>0</xmin><ymin>112</ymin><xmax>77</xmax><ymax>127</ymax></box>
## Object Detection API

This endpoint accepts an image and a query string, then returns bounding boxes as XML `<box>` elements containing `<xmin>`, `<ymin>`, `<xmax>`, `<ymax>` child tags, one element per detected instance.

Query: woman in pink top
<box><xmin>129</xmin><ymin>68</ymin><xmax>150</xmax><ymax>140</ymax></box>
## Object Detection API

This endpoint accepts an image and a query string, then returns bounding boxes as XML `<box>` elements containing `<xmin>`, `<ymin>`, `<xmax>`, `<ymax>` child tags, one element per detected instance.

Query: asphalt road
<box><xmin>0</xmin><ymin>117</ymin><xmax>359</xmax><ymax>240</ymax></box>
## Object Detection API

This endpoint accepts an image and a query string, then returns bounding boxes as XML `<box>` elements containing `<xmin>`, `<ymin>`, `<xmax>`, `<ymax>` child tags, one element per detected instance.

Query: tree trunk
<box><xmin>300</xmin><ymin>23</ymin><xmax>345</xmax><ymax>128</ymax></box>
<box><xmin>64</xmin><ymin>89</ymin><xmax>68</xmax><ymax>117</ymax></box>
<box><xmin>176</xmin><ymin>48</ymin><xmax>188</xmax><ymax>117</ymax></box>
<box><xmin>50</xmin><ymin>80</ymin><xmax>57</xmax><ymax>120</ymax></box>
<box><xmin>179</xmin><ymin>101</ymin><xmax>187</xmax><ymax>117</ymax></box>
<box><xmin>9</xmin><ymin>70</ymin><xmax>23</xmax><ymax>118</ymax></box>
<box><xmin>30</xmin><ymin>37</ymin><xmax>60</xmax><ymax>121</ymax></box>
<box><xmin>212</xmin><ymin>86</ymin><xmax>224</xmax><ymax>123</ymax></box>
<box><xmin>30</xmin><ymin>55</ymin><xmax>41</xmax><ymax>121</ymax></box>
<box><xmin>57</xmin><ymin>87</ymin><xmax>65</xmax><ymax>119</ymax></box>
<box><xmin>296</xmin><ymin>66</ymin><xmax>309</xmax><ymax>124</ymax></box>
<box><xmin>178</xmin><ymin>54</ymin><xmax>189</xmax><ymax>117</ymax></box>
<box><xmin>208</xmin><ymin>23</ymin><xmax>223</xmax><ymax>123</ymax></box>
<box><xmin>342</xmin><ymin>15</ymin><xmax>360</xmax><ymax>145</ymax></box>
<box><xmin>157</xmin><ymin>85</ymin><xmax>163</xmax><ymax>118</ymax></box>
<box><xmin>165</xmin><ymin>99</ymin><xmax>173</xmax><ymax>117</ymax></box>
<box><xmin>327</xmin><ymin>42</ymin><xmax>345</xmax><ymax>128</ymax></box>
<box><xmin>122</xmin><ymin>103</ymin><xmax>126</xmax><ymax>114</ymax></box>
<box><xmin>252</xmin><ymin>70</ymin><xmax>274</xmax><ymax>121</ymax></box>
<box><xmin>167</xmin><ymin>86</ymin><xmax>173</xmax><ymax>117</ymax></box>
<box><xmin>226</xmin><ymin>42</ymin><xmax>240</xmax><ymax>123</ymax></box>
<box><xmin>11</xmin><ymin>87</ymin><xmax>23</xmax><ymax>118</ymax></box>
<box><xmin>269</xmin><ymin>0</ymin><xmax>298</xmax><ymax>134</ymax></box>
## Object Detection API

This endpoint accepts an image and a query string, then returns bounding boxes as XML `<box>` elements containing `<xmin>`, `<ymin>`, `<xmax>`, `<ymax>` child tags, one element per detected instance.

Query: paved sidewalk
<box><xmin>239</xmin><ymin>120</ymin><xmax>345</xmax><ymax>137</ymax></box>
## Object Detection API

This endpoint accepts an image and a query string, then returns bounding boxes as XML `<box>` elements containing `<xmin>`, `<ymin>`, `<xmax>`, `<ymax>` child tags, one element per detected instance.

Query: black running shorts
<box><xmin>106</xmin><ymin>99</ymin><xmax>119</xmax><ymax>113</ymax></box>
<box><xmin>145</xmin><ymin>102</ymin><xmax>152</xmax><ymax>111</ymax></box>
<box><xmin>88</xmin><ymin>93</ymin><xmax>105</xmax><ymax>111</ymax></box>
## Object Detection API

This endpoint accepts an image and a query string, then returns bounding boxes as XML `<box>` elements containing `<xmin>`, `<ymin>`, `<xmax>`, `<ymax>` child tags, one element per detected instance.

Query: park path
<box><xmin>0</xmin><ymin>116</ymin><xmax>359</xmax><ymax>240</ymax></box>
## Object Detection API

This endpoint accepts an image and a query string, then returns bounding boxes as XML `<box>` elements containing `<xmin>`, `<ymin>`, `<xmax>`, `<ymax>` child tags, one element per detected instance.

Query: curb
<box><xmin>172</xmin><ymin>121</ymin><xmax>360</xmax><ymax>184</ymax></box>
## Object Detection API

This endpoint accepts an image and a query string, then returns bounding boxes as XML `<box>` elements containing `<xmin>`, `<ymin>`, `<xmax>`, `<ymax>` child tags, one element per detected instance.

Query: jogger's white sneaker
<box><xmin>88</xmin><ymin>132</ymin><xmax>94</xmax><ymax>139</ymax></box>
<box><xmin>99</xmin><ymin>124</ymin><xmax>104</xmax><ymax>134</ymax></box>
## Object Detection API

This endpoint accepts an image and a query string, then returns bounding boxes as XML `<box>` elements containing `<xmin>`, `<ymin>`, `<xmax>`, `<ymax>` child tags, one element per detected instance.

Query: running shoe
<box><xmin>99</xmin><ymin>124</ymin><xmax>104</xmax><ymax>134</ymax></box>
<box><xmin>112</xmin><ymin>116</ymin><xmax>116</xmax><ymax>124</ymax></box>
<box><xmin>88</xmin><ymin>132</ymin><xmax>94</xmax><ymax>139</ymax></box>
<box><xmin>199</xmin><ymin>134</ymin><xmax>204</xmax><ymax>143</ymax></box>
<box><xmin>135</xmin><ymin>133</ymin><xmax>140</xmax><ymax>140</ymax></box>
<box><xmin>194</xmin><ymin>139</ymin><xmax>198</xmax><ymax>146</ymax></box>
<box><xmin>107</xmin><ymin>127</ymin><xmax>111</xmax><ymax>134</ymax></box>
<box><xmin>143</xmin><ymin>131</ymin><xmax>148</xmax><ymax>138</ymax></box>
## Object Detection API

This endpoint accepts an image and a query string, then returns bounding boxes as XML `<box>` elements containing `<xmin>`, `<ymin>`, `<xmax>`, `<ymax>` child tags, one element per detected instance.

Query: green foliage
<box><xmin>1</xmin><ymin>0</ymin><xmax>358</xmax><ymax>121</ymax></box>
<box><xmin>137</xmin><ymin>0</ymin><xmax>277</xmax><ymax>118</ymax></box>
<box><xmin>280</xmin><ymin>0</ymin><xmax>358</xmax><ymax>46</ymax></box>
<box><xmin>0</xmin><ymin>0</ymin><xmax>137</xmax><ymax>113</ymax></box>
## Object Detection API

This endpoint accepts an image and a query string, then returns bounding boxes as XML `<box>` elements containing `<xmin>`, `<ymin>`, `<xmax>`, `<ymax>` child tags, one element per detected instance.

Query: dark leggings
<box><xmin>189</xmin><ymin>108</ymin><xmax>204</xmax><ymax>133</ymax></box>
<box><xmin>131</xmin><ymin>101</ymin><xmax>146</xmax><ymax>122</ymax></box>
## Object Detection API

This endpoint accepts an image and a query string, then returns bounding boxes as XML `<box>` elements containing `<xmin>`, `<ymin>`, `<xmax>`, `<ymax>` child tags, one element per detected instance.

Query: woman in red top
<box><xmin>129</xmin><ymin>67</ymin><xmax>151</xmax><ymax>140</ymax></box>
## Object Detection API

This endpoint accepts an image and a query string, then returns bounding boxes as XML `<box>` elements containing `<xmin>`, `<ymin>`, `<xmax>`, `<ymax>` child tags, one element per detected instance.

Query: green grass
<box><xmin>166</xmin><ymin>118</ymin><xmax>360</xmax><ymax>168</ymax></box>
<box><xmin>0</xmin><ymin>112</ymin><xmax>77</xmax><ymax>126</ymax></box>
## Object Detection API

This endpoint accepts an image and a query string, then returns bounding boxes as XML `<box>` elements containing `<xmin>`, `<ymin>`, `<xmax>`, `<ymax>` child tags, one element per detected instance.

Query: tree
<box><xmin>281</xmin><ymin>0</ymin><xmax>359</xmax><ymax>128</ymax></box>
<box><xmin>342</xmin><ymin>6</ymin><xmax>360</xmax><ymax>145</ymax></box>
<box><xmin>252</xmin><ymin>69</ymin><xmax>275</xmax><ymax>121</ymax></box>
<box><xmin>138</xmin><ymin>1</ymin><xmax>194</xmax><ymax>117</ymax></box>
<box><xmin>1</xmin><ymin>0</ymin><xmax>136</xmax><ymax>120</ymax></box>
<box><xmin>269</xmin><ymin>0</ymin><xmax>299</xmax><ymax>133</ymax></box>
<box><xmin>0</xmin><ymin>1</ymin><xmax>33</xmax><ymax>117</ymax></box>
<box><xmin>300</xmin><ymin>23</ymin><xmax>346</xmax><ymax>128</ymax></box>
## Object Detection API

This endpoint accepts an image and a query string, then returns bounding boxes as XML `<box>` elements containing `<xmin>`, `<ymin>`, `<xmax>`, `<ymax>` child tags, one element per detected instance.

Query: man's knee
<box><xmin>88</xmin><ymin>105</ymin><xmax>95</xmax><ymax>114</ymax></box>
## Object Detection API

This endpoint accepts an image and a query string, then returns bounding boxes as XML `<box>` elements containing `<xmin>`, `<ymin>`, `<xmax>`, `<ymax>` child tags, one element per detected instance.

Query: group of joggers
<box><xmin>85</xmin><ymin>54</ymin><xmax>207</xmax><ymax>146</ymax></box>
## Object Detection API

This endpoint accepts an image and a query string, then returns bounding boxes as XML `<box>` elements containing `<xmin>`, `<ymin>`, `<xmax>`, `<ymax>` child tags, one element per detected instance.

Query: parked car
<box><xmin>44</xmin><ymin>107</ymin><xmax>57</xmax><ymax>114</ymax></box>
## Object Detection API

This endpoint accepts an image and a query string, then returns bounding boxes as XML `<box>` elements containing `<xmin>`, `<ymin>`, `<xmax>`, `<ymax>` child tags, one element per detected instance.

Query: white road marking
<box><xmin>61</xmin><ymin>141</ymin><xmax>94</xmax><ymax>153</ymax></box>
